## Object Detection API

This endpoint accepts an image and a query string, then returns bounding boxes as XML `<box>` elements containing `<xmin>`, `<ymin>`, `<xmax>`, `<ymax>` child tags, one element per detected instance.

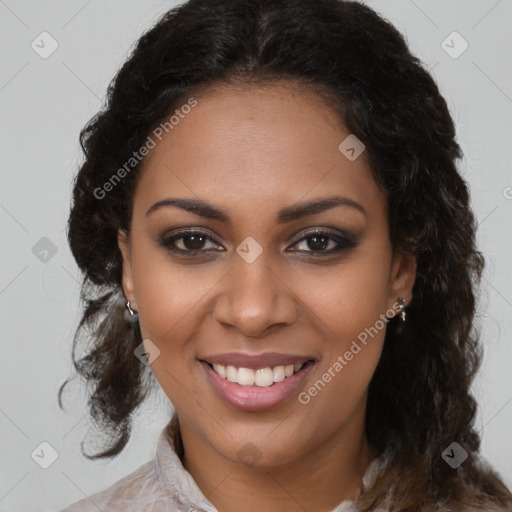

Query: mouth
<box><xmin>200</xmin><ymin>359</ymin><xmax>315</xmax><ymax>387</ymax></box>
<box><xmin>198</xmin><ymin>354</ymin><xmax>317</xmax><ymax>411</ymax></box>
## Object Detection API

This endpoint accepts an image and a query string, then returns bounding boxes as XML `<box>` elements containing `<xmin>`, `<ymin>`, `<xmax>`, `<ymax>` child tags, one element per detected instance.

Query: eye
<box><xmin>159</xmin><ymin>227</ymin><xmax>358</xmax><ymax>258</ymax></box>
<box><xmin>159</xmin><ymin>229</ymin><xmax>223</xmax><ymax>255</ymax></box>
<box><xmin>288</xmin><ymin>229</ymin><xmax>357</xmax><ymax>255</ymax></box>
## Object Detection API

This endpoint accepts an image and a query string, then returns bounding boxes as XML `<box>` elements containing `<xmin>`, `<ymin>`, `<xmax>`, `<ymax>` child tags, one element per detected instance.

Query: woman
<box><xmin>58</xmin><ymin>0</ymin><xmax>512</xmax><ymax>510</ymax></box>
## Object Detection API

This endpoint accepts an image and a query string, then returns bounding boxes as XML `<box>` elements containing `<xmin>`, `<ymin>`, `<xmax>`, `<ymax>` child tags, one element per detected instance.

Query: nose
<box><xmin>212</xmin><ymin>253</ymin><xmax>298</xmax><ymax>338</ymax></box>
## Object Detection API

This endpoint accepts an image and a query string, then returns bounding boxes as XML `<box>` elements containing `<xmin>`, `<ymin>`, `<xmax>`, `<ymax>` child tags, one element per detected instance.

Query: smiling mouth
<box><xmin>200</xmin><ymin>360</ymin><xmax>315</xmax><ymax>388</ymax></box>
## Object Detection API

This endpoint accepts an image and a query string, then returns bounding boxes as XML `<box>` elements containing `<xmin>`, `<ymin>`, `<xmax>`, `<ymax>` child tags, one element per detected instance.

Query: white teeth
<box><xmin>210</xmin><ymin>361</ymin><xmax>308</xmax><ymax>387</ymax></box>
<box><xmin>273</xmin><ymin>365</ymin><xmax>285</xmax><ymax>382</ymax></box>
<box><xmin>226</xmin><ymin>365</ymin><xmax>238</xmax><ymax>383</ymax></box>
<box><xmin>213</xmin><ymin>364</ymin><xmax>226</xmax><ymax>378</ymax></box>
<box><xmin>255</xmin><ymin>368</ymin><xmax>274</xmax><ymax>387</ymax></box>
<box><xmin>238</xmin><ymin>367</ymin><xmax>255</xmax><ymax>386</ymax></box>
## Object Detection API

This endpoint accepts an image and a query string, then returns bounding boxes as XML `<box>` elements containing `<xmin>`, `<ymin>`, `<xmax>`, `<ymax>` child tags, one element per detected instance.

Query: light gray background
<box><xmin>0</xmin><ymin>1</ymin><xmax>511</xmax><ymax>511</ymax></box>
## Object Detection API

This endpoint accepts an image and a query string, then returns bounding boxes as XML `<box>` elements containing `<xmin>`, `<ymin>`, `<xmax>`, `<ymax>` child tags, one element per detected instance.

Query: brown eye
<box><xmin>159</xmin><ymin>227</ymin><xmax>358</xmax><ymax>258</ymax></box>
<box><xmin>288</xmin><ymin>229</ymin><xmax>358</xmax><ymax>255</ymax></box>
<box><xmin>294</xmin><ymin>234</ymin><xmax>336</xmax><ymax>252</ymax></box>
<box><xmin>176</xmin><ymin>233</ymin><xmax>209</xmax><ymax>251</ymax></box>
<box><xmin>159</xmin><ymin>230</ymin><xmax>223</xmax><ymax>255</ymax></box>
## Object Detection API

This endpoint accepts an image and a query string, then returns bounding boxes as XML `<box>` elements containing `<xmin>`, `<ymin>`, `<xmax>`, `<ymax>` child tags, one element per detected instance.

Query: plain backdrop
<box><xmin>0</xmin><ymin>1</ymin><xmax>511</xmax><ymax>510</ymax></box>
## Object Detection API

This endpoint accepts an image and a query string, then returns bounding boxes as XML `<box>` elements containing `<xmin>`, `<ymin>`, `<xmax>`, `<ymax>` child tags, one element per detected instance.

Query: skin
<box><xmin>118</xmin><ymin>81</ymin><xmax>416</xmax><ymax>512</ymax></box>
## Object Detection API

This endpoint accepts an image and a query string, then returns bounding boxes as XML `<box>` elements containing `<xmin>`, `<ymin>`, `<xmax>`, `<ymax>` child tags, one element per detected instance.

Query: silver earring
<box><xmin>397</xmin><ymin>297</ymin><xmax>406</xmax><ymax>322</ymax></box>
<box><xmin>125</xmin><ymin>300</ymin><xmax>138</xmax><ymax>323</ymax></box>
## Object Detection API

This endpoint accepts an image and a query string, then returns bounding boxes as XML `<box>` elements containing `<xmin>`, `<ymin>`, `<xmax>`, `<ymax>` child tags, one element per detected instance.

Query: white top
<box><xmin>58</xmin><ymin>419</ymin><xmax>508</xmax><ymax>512</ymax></box>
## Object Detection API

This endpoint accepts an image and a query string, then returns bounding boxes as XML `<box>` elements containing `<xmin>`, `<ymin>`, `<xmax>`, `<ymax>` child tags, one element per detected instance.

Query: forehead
<box><xmin>133</xmin><ymin>83</ymin><xmax>385</xmax><ymax>223</ymax></box>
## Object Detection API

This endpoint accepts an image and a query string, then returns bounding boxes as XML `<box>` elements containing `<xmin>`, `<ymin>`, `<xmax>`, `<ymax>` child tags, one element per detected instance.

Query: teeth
<box><xmin>284</xmin><ymin>364</ymin><xmax>294</xmax><ymax>377</ymax></box>
<box><xmin>255</xmin><ymin>368</ymin><xmax>273</xmax><ymax>387</ymax></box>
<box><xmin>273</xmin><ymin>366</ymin><xmax>285</xmax><ymax>382</ymax></box>
<box><xmin>213</xmin><ymin>364</ymin><xmax>226</xmax><ymax>378</ymax></box>
<box><xmin>226</xmin><ymin>365</ymin><xmax>238</xmax><ymax>383</ymax></box>
<box><xmin>210</xmin><ymin>362</ymin><xmax>307</xmax><ymax>387</ymax></box>
<box><xmin>238</xmin><ymin>367</ymin><xmax>255</xmax><ymax>386</ymax></box>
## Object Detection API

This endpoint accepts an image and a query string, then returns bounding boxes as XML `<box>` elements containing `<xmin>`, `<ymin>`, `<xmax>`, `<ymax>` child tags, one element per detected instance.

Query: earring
<box><xmin>397</xmin><ymin>297</ymin><xmax>406</xmax><ymax>322</ymax></box>
<box><xmin>125</xmin><ymin>300</ymin><xmax>139</xmax><ymax>323</ymax></box>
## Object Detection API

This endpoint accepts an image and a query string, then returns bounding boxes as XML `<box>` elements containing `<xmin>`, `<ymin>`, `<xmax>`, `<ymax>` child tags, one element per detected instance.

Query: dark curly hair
<box><xmin>58</xmin><ymin>0</ymin><xmax>512</xmax><ymax>510</ymax></box>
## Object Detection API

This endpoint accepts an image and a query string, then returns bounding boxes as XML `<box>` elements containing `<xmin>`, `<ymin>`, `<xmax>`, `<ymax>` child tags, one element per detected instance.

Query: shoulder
<box><xmin>59</xmin><ymin>460</ymin><xmax>172</xmax><ymax>512</ymax></box>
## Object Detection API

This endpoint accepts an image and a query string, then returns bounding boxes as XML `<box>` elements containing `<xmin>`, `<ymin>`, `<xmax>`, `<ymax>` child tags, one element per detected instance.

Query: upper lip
<box><xmin>199</xmin><ymin>352</ymin><xmax>316</xmax><ymax>370</ymax></box>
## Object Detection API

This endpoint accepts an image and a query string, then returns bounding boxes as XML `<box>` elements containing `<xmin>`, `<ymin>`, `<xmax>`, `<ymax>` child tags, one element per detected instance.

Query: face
<box><xmin>118</xmin><ymin>82</ymin><xmax>416</xmax><ymax>468</ymax></box>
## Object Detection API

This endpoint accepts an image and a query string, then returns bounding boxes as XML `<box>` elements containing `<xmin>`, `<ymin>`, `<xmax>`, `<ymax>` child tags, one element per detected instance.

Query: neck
<box><xmin>177</xmin><ymin>407</ymin><xmax>377</xmax><ymax>512</ymax></box>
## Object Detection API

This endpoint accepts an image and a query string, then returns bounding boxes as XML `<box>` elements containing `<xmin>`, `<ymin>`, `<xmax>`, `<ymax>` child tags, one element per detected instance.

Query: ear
<box><xmin>117</xmin><ymin>228</ymin><xmax>137</xmax><ymax>310</ymax></box>
<box><xmin>387</xmin><ymin>249</ymin><xmax>417</xmax><ymax>313</ymax></box>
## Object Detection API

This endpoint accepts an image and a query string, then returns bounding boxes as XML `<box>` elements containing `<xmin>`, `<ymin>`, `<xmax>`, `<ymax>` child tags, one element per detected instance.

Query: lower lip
<box><xmin>199</xmin><ymin>360</ymin><xmax>315</xmax><ymax>412</ymax></box>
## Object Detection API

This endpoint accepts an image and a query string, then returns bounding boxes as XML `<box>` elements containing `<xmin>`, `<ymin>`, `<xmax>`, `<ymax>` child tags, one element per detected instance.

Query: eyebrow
<box><xmin>145</xmin><ymin>195</ymin><xmax>367</xmax><ymax>223</ymax></box>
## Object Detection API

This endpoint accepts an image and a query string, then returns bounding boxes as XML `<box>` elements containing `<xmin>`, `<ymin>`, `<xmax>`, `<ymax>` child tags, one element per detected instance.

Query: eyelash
<box><xmin>158</xmin><ymin>228</ymin><xmax>358</xmax><ymax>258</ymax></box>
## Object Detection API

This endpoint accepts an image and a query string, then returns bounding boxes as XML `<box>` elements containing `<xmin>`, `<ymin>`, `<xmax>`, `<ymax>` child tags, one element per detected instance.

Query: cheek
<box><xmin>296</xmin><ymin>241</ymin><xmax>392</xmax><ymax>346</ymax></box>
<box><xmin>128</xmin><ymin>242</ymin><xmax>222</xmax><ymax>402</ymax></box>
<box><xmin>130</xmin><ymin>235</ymin><xmax>212</xmax><ymax>337</ymax></box>
<box><xmin>293</xmin><ymin>242</ymin><xmax>391</xmax><ymax>410</ymax></box>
